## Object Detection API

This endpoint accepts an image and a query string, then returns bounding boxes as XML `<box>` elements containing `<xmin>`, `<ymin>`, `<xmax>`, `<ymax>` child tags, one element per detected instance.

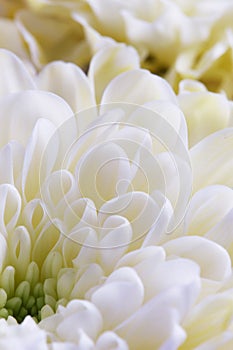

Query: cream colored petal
<box><xmin>70</xmin><ymin>263</ymin><xmax>103</xmax><ymax>300</ymax></box>
<box><xmin>8</xmin><ymin>226</ymin><xmax>31</xmax><ymax>281</ymax></box>
<box><xmin>138</xmin><ymin>257</ymin><xmax>200</xmax><ymax>302</ymax></box>
<box><xmin>163</xmin><ymin>236</ymin><xmax>231</xmax><ymax>281</ymax></box>
<box><xmin>205</xmin><ymin>208</ymin><xmax>233</xmax><ymax>260</ymax></box>
<box><xmin>22</xmin><ymin>118</ymin><xmax>58</xmax><ymax>202</ymax></box>
<box><xmin>0</xmin><ymin>90</ymin><xmax>73</xmax><ymax>148</ymax></box>
<box><xmin>22</xmin><ymin>199</ymin><xmax>48</xmax><ymax>240</ymax></box>
<box><xmin>76</xmin><ymin>142</ymin><xmax>131</xmax><ymax>209</ymax></box>
<box><xmin>184</xmin><ymin>185</ymin><xmax>233</xmax><ymax>236</ymax></box>
<box><xmin>41</xmin><ymin>170</ymin><xmax>78</xmax><ymax>221</ymax></box>
<box><xmin>99</xmin><ymin>192</ymin><xmax>163</xmax><ymax>243</ymax></box>
<box><xmin>32</xmin><ymin>223</ymin><xmax>60</xmax><ymax>269</ymax></box>
<box><xmin>0</xmin><ymin>49</ymin><xmax>35</xmax><ymax>97</ymax></box>
<box><xmin>55</xmin><ymin>300</ymin><xmax>103</xmax><ymax>342</ymax></box>
<box><xmin>181</xmin><ymin>291</ymin><xmax>233</xmax><ymax>349</ymax></box>
<box><xmin>88</xmin><ymin>44</ymin><xmax>140</xmax><ymax>104</ymax></box>
<box><xmin>96</xmin><ymin>331</ymin><xmax>128</xmax><ymax>350</ymax></box>
<box><xmin>115</xmin><ymin>284</ymin><xmax>196</xmax><ymax>350</ymax></box>
<box><xmin>36</xmin><ymin>61</ymin><xmax>95</xmax><ymax>113</ymax></box>
<box><xmin>98</xmin><ymin>215</ymin><xmax>132</xmax><ymax>274</ymax></box>
<box><xmin>63</xmin><ymin>227</ymin><xmax>98</xmax><ymax>266</ymax></box>
<box><xmin>0</xmin><ymin>234</ymin><xmax>7</xmax><ymax>274</ymax></box>
<box><xmin>91</xmin><ymin>267</ymin><xmax>144</xmax><ymax>329</ymax></box>
<box><xmin>17</xmin><ymin>10</ymin><xmax>91</xmax><ymax>69</ymax></box>
<box><xmin>63</xmin><ymin>199</ymin><xmax>98</xmax><ymax>233</ymax></box>
<box><xmin>0</xmin><ymin>184</ymin><xmax>21</xmax><ymax>237</ymax></box>
<box><xmin>0</xmin><ymin>19</ymin><xmax>30</xmax><ymax>63</ymax></box>
<box><xmin>84</xmin><ymin>0</ymin><xmax>126</xmax><ymax>41</ymax></box>
<box><xmin>118</xmin><ymin>245</ymin><xmax>200</xmax><ymax>303</ymax></box>
<box><xmin>141</xmin><ymin>194</ymin><xmax>173</xmax><ymax>246</ymax></box>
<box><xmin>0</xmin><ymin>141</ymin><xmax>24</xmax><ymax>187</ymax></box>
<box><xmin>116</xmin><ymin>245</ymin><xmax>165</xmax><ymax>269</ymax></box>
<box><xmin>101</xmin><ymin>70</ymin><xmax>177</xmax><ymax>106</ymax></box>
<box><xmin>178</xmin><ymin>84</ymin><xmax>231</xmax><ymax>146</ymax></box>
<box><xmin>194</xmin><ymin>331</ymin><xmax>233</xmax><ymax>350</ymax></box>
<box><xmin>191</xmin><ymin>128</ymin><xmax>233</xmax><ymax>192</ymax></box>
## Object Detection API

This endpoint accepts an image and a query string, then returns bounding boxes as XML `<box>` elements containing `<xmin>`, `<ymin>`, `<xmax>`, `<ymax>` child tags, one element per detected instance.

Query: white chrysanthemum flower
<box><xmin>14</xmin><ymin>0</ymin><xmax>228</xmax><ymax>74</ymax></box>
<box><xmin>0</xmin><ymin>47</ymin><xmax>232</xmax><ymax>350</ymax></box>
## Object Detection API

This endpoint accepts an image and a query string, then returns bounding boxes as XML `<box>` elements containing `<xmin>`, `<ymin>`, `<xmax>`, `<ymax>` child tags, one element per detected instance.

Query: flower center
<box><xmin>0</xmin><ymin>263</ymin><xmax>45</xmax><ymax>323</ymax></box>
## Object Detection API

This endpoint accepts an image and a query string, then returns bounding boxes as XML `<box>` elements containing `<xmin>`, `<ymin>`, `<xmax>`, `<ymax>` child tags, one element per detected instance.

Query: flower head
<box><xmin>0</xmin><ymin>45</ymin><xmax>232</xmax><ymax>350</ymax></box>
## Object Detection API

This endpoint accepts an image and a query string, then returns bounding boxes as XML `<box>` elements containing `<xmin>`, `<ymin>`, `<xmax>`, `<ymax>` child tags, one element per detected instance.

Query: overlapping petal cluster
<box><xmin>2</xmin><ymin>0</ymin><xmax>233</xmax><ymax>97</ymax></box>
<box><xmin>1</xmin><ymin>1</ymin><xmax>233</xmax><ymax>348</ymax></box>
<box><xmin>0</xmin><ymin>43</ymin><xmax>231</xmax><ymax>350</ymax></box>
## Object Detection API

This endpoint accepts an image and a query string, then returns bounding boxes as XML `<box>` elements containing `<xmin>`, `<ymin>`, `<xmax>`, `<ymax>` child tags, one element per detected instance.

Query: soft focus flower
<box><xmin>0</xmin><ymin>45</ymin><xmax>233</xmax><ymax>350</ymax></box>
<box><xmin>19</xmin><ymin>0</ymin><xmax>226</xmax><ymax>74</ymax></box>
<box><xmin>0</xmin><ymin>0</ymin><xmax>96</xmax><ymax>70</ymax></box>
<box><xmin>3</xmin><ymin>0</ymin><xmax>233</xmax><ymax>99</ymax></box>
<box><xmin>167</xmin><ymin>2</ymin><xmax>233</xmax><ymax>98</ymax></box>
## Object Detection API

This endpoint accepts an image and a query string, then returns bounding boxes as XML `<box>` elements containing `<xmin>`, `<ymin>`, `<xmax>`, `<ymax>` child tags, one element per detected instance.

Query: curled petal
<box><xmin>191</xmin><ymin>128</ymin><xmax>233</xmax><ymax>191</ymax></box>
<box><xmin>115</xmin><ymin>283</ymin><xmax>198</xmax><ymax>350</ymax></box>
<box><xmin>0</xmin><ymin>49</ymin><xmax>35</xmax><ymax>97</ymax></box>
<box><xmin>88</xmin><ymin>44</ymin><xmax>140</xmax><ymax>104</ymax></box>
<box><xmin>163</xmin><ymin>236</ymin><xmax>231</xmax><ymax>281</ymax></box>
<box><xmin>37</xmin><ymin>61</ymin><xmax>95</xmax><ymax>113</ymax></box>
<box><xmin>91</xmin><ymin>267</ymin><xmax>144</xmax><ymax>329</ymax></box>
<box><xmin>101</xmin><ymin>69</ymin><xmax>177</xmax><ymax>106</ymax></box>
<box><xmin>96</xmin><ymin>331</ymin><xmax>128</xmax><ymax>350</ymax></box>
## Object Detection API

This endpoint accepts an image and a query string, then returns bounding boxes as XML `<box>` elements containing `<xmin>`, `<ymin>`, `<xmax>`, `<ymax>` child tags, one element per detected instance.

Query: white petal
<box><xmin>32</xmin><ymin>224</ymin><xmax>60</xmax><ymax>269</ymax></box>
<box><xmin>194</xmin><ymin>331</ymin><xmax>233</xmax><ymax>350</ymax></box>
<box><xmin>163</xmin><ymin>236</ymin><xmax>231</xmax><ymax>281</ymax></box>
<box><xmin>22</xmin><ymin>118</ymin><xmax>59</xmax><ymax>202</ymax></box>
<box><xmin>191</xmin><ymin>128</ymin><xmax>233</xmax><ymax>191</ymax></box>
<box><xmin>51</xmin><ymin>337</ymin><xmax>93</xmax><ymax>350</ymax></box>
<box><xmin>17</xmin><ymin>10</ymin><xmax>90</xmax><ymax>69</ymax></box>
<box><xmin>0</xmin><ymin>184</ymin><xmax>21</xmax><ymax>236</ymax></box>
<box><xmin>117</xmin><ymin>245</ymin><xmax>200</xmax><ymax>301</ymax></box>
<box><xmin>98</xmin><ymin>215</ymin><xmax>132</xmax><ymax>273</ymax></box>
<box><xmin>101</xmin><ymin>70</ymin><xmax>177</xmax><ymax>106</ymax></box>
<box><xmin>88</xmin><ymin>44</ymin><xmax>140</xmax><ymax>104</ymax></box>
<box><xmin>182</xmin><ymin>291</ymin><xmax>233</xmax><ymax>348</ymax></box>
<box><xmin>0</xmin><ymin>49</ymin><xmax>35</xmax><ymax>97</ymax></box>
<box><xmin>115</xmin><ymin>284</ymin><xmax>197</xmax><ymax>350</ymax></box>
<box><xmin>99</xmin><ymin>192</ymin><xmax>166</xmax><ymax>243</ymax></box>
<box><xmin>41</xmin><ymin>170</ymin><xmax>77</xmax><ymax>221</ymax></box>
<box><xmin>184</xmin><ymin>185</ymin><xmax>233</xmax><ymax>236</ymax></box>
<box><xmin>9</xmin><ymin>226</ymin><xmax>31</xmax><ymax>281</ymax></box>
<box><xmin>37</xmin><ymin>61</ymin><xmax>95</xmax><ymax>112</ymax></box>
<box><xmin>22</xmin><ymin>199</ymin><xmax>47</xmax><ymax>236</ymax></box>
<box><xmin>178</xmin><ymin>82</ymin><xmax>230</xmax><ymax>146</ymax></box>
<box><xmin>0</xmin><ymin>234</ymin><xmax>7</xmax><ymax>273</ymax></box>
<box><xmin>116</xmin><ymin>245</ymin><xmax>165</xmax><ymax>269</ymax></box>
<box><xmin>55</xmin><ymin>300</ymin><xmax>103</xmax><ymax>342</ymax></box>
<box><xmin>0</xmin><ymin>316</ymin><xmax>48</xmax><ymax>350</ymax></box>
<box><xmin>205</xmin><ymin>208</ymin><xmax>233</xmax><ymax>258</ymax></box>
<box><xmin>91</xmin><ymin>267</ymin><xmax>144</xmax><ymax>329</ymax></box>
<box><xmin>70</xmin><ymin>263</ymin><xmax>104</xmax><ymax>299</ymax></box>
<box><xmin>0</xmin><ymin>90</ymin><xmax>74</xmax><ymax>148</ymax></box>
<box><xmin>0</xmin><ymin>141</ymin><xmax>24</xmax><ymax>187</ymax></box>
<box><xmin>63</xmin><ymin>228</ymin><xmax>98</xmax><ymax>266</ymax></box>
<box><xmin>76</xmin><ymin>142</ymin><xmax>131</xmax><ymax>209</ymax></box>
<box><xmin>0</xmin><ymin>19</ymin><xmax>30</xmax><ymax>63</ymax></box>
<box><xmin>96</xmin><ymin>331</ymin><xmax>128</xmax><ymax>350</ymax></box>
